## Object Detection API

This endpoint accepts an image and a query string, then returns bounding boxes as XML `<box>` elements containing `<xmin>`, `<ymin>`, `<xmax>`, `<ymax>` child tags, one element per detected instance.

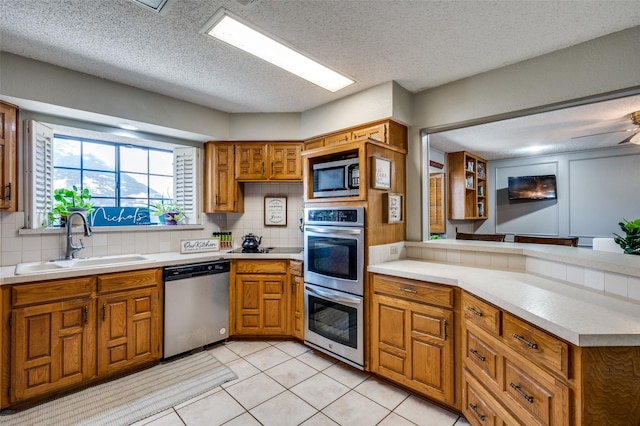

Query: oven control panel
<box><xmin>305</xmin><ymin>207</ymin><xmax>365</xmax><ymax>226</ymax></box>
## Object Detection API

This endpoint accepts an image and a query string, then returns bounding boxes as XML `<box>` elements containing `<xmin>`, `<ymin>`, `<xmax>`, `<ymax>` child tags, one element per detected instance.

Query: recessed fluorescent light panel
<box><xmin>128</xmin><ymin>0</ymin><xmax>172</xmax><ymax>13</ymax></box>
<box><xmin>203</xmin><ymin>10</ymin><xmax>354</xmax><ymax>92</ymax></box>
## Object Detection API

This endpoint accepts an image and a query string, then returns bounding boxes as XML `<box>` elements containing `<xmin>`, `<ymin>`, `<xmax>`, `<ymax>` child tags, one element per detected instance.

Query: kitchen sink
<box><xmin>15</xmin><ymin>254</ymin><xmax>154</xmax><ymax>275</ymax></box>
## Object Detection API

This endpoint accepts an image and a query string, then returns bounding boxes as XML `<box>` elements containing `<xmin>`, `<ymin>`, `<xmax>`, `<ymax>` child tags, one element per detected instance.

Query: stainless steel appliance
<box><xmin>312</xmin><ymin>157</ymin><xmax>360</xmax><ymax>198</ymax></box>
<box><xmin>303</xmin><ymin>207</ymin><xmax>365</xmax><ymax>295</ymax></box>
<box><xmin>304</xmin><ymin>206</ymin><xmax>365</xmax><ymax>369</ymax></box>
<box><xmin>163</xmin><ymin>260</ymin><xmax>230</xmax><ymax>359</ymax></box>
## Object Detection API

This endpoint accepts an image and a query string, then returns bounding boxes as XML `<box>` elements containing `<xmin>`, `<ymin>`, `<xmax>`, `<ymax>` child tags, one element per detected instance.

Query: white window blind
<box><xmin>173</xmin><ymin>146</ymin><xmax>200</xmax><ymax>224</ymax></box>
<box><xmin>25</xmin><ymin>120</ymin><xmax>54</xmax><ymax>229</ymax></box>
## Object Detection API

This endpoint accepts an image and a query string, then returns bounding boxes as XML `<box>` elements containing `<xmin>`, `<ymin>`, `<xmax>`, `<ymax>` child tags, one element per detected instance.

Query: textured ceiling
<box><xmin>2</xmin><ymin>0</ymin><xmax>640</xmax><ymax>114</ymax></box>
<box><xmin>429</xmin><ymin>94</ymin><xmax>640</xmax><ymax>160</ymax></box>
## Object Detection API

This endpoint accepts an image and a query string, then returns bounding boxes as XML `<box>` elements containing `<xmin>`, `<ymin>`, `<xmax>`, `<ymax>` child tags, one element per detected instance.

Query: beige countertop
<box><xmin>408</xmin><ymin>239</ymin><xmax>640</xmax><ymax>278</ymax></box>
<box><xmin>0</xmin><ymin>249</ymin><xmax>303</xmax><ymax>285</ymax></box>
<box><xmin>368</xmin><ymin>259</ymin><xmax>640</xmax><ymax>347</ymax></box>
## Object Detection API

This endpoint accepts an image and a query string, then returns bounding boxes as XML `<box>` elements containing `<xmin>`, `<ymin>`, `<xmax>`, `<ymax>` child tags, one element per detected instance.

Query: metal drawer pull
<box><xmin>84</xmin><ymin>306</ymin><xmax>89</xmax><ymax>325</ymax></box>
<box><xmin>510</xmin><ymin>383</ymin><xmax>534</xmax><ymax>403</ymax></box>
<box><xmin>469</xmin><ymin>348</ymin><xmax>486</xmax><ymax>362</ymax></box>
<box><xmin>512</xmin><ymin>333</ymin><xmax>539</xmax><ymax>349</ymax></box>
<box><xmin>466</xmin><ymin>306</ymin><xmax>483</xmax><ymax>316</ymax></box>
<box><xmin>469</xmin><ymin>403</ymin><xmax>486</xmax><ymax>421</ymax></box>
<box><xmin>102</xmin><ymin>304</ymin><xmax>106</xmax><ymax>321</ymax></box>
<box><xmin>400</xmin><ymin>287</ymin><xmax>417</xmax><ymax>294</ymax></box>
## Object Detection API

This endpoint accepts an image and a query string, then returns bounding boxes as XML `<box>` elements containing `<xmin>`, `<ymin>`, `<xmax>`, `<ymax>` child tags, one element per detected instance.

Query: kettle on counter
<box><xmin>241</xmin><ymin>233</ymin><xmax>262</xmax><ymax>250</ymax></box>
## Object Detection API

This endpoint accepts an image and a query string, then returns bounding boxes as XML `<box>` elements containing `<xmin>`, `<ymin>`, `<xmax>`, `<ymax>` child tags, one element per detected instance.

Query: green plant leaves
<box><xmin>613</xmin><ymin>218</ymin><xmax>640</xmax><ymax>255</ymax></box>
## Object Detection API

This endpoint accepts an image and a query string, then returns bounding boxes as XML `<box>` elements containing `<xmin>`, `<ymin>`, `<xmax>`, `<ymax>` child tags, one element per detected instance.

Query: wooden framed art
<box><xmin>383</xmin><ymin>192</ymin><xmax>404</xmax><ymax>223</ymax></box>
<box><xmin>264</xmin><ymin>196</ymin><xmax>287</xmax><ymax>226</ymax></box>
<box><xmin>371</xmin><ymin>156</ymin><xmax>391</xmax><ymax>189</ymax></box>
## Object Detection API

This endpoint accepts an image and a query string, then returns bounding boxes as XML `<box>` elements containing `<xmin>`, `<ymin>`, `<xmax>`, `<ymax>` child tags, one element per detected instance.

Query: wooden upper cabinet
<box><xmin>303</xmin><ymin>120</ymin><xmax>407</xmax><ymax>151</ymax></box>
<box><xmin>235</xmin><ymin>142</ymin><xmax>302</xmax><ymax>182</ymax></box>
<box><xmin>203</xmin><ymin>142</ymin><xmax>243</xmax><ymax>213</ymax></box>
<box><xmin>0</xmin><ymin>101</ymin><xmax>18</xmax><ymax>211</ymax></box>
<box><xmin>235</xmin><ymin>143</ymin><xmax>268</xmax><ymax>180</ymax></box>
<box><xmin>268</xmin><ymin>143</ymin><xmax>302</xmax><ymax>180</ymax></box>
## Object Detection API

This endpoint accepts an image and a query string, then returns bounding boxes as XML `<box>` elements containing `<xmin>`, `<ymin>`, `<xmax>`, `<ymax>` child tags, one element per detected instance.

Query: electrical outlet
<box><xmin>390</xmin><ymin>245</ymin><xmax>399</xmax><ymax>255</ymax></box>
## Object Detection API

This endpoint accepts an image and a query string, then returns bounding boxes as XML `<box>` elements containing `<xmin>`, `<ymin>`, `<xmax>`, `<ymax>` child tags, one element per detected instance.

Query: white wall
<box><xmin>0</xmin><ymin>53</ymin><xmax>230</xmax><ymax>140</ymax></box>
<box><xmin>410</xmin><ymin>26</ymin><xmax>640</xmax><ymax>241</ymax></box>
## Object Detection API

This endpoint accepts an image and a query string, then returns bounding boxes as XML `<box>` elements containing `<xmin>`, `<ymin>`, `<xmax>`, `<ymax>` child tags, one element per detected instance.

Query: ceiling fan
<box><xmin>573</xmin><ymin>110</ymin><xmax>640</xmax><ymax>144</ymax></box>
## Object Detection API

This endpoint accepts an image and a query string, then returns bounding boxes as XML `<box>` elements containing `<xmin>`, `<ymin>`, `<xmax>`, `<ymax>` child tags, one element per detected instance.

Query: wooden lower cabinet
<box><xmin>231</xmin><ymin>260</ymin><xmax>289</xmax><ymax>336</ymax></box>
<box><xmin>4</xmin><ymin>269</ymin><xmax>162</xmax><ymax>408</ymax></box>
<box><xmin>370</xmin><ymin>274</ymin><xmax>456</xmax><ymax>406</ymax></box>
<box><xmin>11</xmin><ymin>297</ymin><xmax>95</xmax><ymax>402</ymax></box>
<box><xmin>97</xmin><ymin>287</ymin><xmax>160</xmax><ymax>375</ymax></box>
<box><xmin>289</xmin><ymin>260</ymin><xmax>304</xmax><ymax>340</ymax></box>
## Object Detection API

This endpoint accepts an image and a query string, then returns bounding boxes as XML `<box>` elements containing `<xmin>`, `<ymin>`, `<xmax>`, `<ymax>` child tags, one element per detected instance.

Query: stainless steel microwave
<box><xmin>312</xmin><ymin>158</ymin><xmax>360</xmax><ymax>198</ymax></box>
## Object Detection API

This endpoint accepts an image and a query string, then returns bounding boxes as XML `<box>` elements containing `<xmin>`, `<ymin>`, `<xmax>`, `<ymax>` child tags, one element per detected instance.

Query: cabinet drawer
<box><xmin>372</xmin><ymin>274</ymin><xmax>454</xmax><ymax>308</ymax></box>
<box><xmin>503</xmin><ymin>359</ymin><xmax>569</xmax><ymax>426</ymax></box>
<box><xmin>352</xmin><ymin>123</ymin><xmax>387</xmax><ymax>143</ymax></box>
<box><xmin>463</xmin><ymin>369</ymin><xmax>518</xmax><ymax>426</ymax></box>
<box><xmin>462</xmin><ymin>292</ymin><xmax>501</xmax><ymax>336</ymax></box>
<box><xmin>289</xmin><ymin>260</ymin><xmax>303</xmax><ymax>276</ymax></box>
<box><xmin>98</xmin><ymin>268</ymin><xmax>161</xmax><ymax>293</ymax></box>
<box><xmin>324</xmin><ymin>131</ymin><xmax>352</xmax><ymax>146</ymax></box>
<box><xmin>464</xmin><ymin>326</ymin><xmax>499</xmax><ymax>387</ymax></box>
<box><xmin>235</xmin><ymin>260</ymin><xmax>287</xmax><ymax>274</ymax></box>
<box><xmin>502</xmin><ymin>313</ymin><xmax>569</xmax><ymax>378</ymax></box>
<box><xmin>12</xmin><ymin>277</ymin><xmax>96</xmax><ymax>307</ymax></box>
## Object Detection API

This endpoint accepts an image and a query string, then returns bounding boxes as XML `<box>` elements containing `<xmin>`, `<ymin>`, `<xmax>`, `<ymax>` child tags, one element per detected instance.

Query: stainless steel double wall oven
<box><xmin>303</xmin><ymin>206</ymin><xmax>365</xmax><ymax>369</ymax></box>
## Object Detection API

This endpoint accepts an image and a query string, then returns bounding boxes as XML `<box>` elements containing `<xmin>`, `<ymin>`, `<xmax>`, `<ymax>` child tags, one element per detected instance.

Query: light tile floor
<box><xmin>133</xmin><ymin>340</ymin><xmax>471</xmax><ymax>426</ymax></box>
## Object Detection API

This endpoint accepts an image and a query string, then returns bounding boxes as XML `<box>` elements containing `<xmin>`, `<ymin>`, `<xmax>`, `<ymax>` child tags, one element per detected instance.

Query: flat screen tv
<box><xmin>508</xmin><ymin>175</ymin><xmax>557</xmax><ymax>200</ymax></box>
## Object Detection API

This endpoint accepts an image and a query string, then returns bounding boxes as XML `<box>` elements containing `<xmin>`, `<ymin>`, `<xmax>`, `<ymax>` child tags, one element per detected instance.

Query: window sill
<box><xmin>19</xmin><ymin>224</ymin><xmax>205</xmax><ymax>235</ymax></box>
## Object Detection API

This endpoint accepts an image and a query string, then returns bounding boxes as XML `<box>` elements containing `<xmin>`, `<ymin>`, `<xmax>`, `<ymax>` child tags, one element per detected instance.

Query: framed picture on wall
<box><xmin>371</xmin><ymin>157</ymin><xmax>392</xmax><ymax>189</ymax></box>
<box><xmin>383</xmin><ymin>193</ymin><xmax>403</xmax><ymax>223</ymax></box>
<box><xmin>264</xmin><ymin>196</ymin><xmax>287</xmax><ymax>226</ymax></box>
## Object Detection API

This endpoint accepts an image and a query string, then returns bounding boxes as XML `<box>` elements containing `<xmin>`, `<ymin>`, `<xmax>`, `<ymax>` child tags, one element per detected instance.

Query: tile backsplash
<box><xmin>0</xmin><ymin>183</ymin><xmax>304</xmax><ymax>266</ymax></box>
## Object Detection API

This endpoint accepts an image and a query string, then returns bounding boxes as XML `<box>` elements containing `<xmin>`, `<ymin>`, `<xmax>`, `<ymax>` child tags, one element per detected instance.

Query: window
<box><xmin>25</xmin><ymin>120</ymin><xmax>200</xmax><ymax>229</ymax></box>
<box><xmin>53</xmin><ymin>135</ymin><xmax>174</xmax><ymax>212</ymax></box>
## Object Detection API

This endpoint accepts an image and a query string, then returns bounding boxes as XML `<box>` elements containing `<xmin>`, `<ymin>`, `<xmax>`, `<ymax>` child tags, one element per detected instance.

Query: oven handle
<box><xmin>304</xmin><ymin>226</ymin><xmax>362</xmax><ymax>235</ymax></box>
<box><xmin>306</xmin><ymin>285</ymin><xmax>362</xmax><ymax>305</ymax></box>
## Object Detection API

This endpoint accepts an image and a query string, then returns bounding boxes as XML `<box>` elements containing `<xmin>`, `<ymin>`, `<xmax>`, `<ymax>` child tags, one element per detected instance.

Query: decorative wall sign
<box><xmin>383</xmin><ymin>193</ymin><xmax>404</xmax><ymax>223</ymax></box>
<box><xmin>88</xmin><ymin>207</ymin><xmax>150</xmax><ymax>226</ymax></box>
<box><xmin>264</xmin><ymin>196</ymin><xmax>287</xmax><ymax>226</ymax></box>
<box><xmin>372</xmin><ymin>157</ymin><xmax>392</xmax><ymax>189</ymax></box>
<box><xmin>180</xmin><ymin>238</ymin><xmax>220</xmax><ymax>254</ymax></box>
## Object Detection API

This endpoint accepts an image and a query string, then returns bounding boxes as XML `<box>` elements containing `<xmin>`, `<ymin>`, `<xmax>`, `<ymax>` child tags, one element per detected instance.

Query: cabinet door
<box><xmin>429</xmin><ymin>173</ymin><xmax>446</xmax><ymax>234</ymax></box>
<box><xmin>235</xmin><ymin>274</ymin><xmax>288</xmax><ymax>335</ymax></box>
<box><xmin>371</xmin><ymin>294</ymin><xmax>454</xmax><ymax>404</ymax></box>
<box><xmin>203</xmin><ymin>142</ymin><xmax>242</xmax><ymax>213</ymax></box>
<box><xmin>97</xmin><ymin>287</ymin><xmax>160</xmax><ymax>375</ymax></box>
<box><xmin>324</xmin><ymin>131</ymin><xmax>352</xmax><ymax>146</ymax></box>
<box><xmin>11</xmin><ymin>298</ymin><xmax>94</xmax><ymax>402</ymax></box>
<box><xmin>352</xmin><ymin>123</ymin><xmax>387</xmax><ymax>143</ymax></box>
<box><xmin>269</xmin><ymin>143</ymin><xmax>302</xmax><ymax>181</ymax></box>
<box><xmin>291</xmin><ymin>275</ymin><xmax>304</xmax><ymax>339</ymax></box>
<box><xmin>236</xmin><ymin>143</ymin><xmax>267</xmax><ymax>180</ymax></box>
<box><xmin>0</xmin><ymin>101</ymin><xmax>18</xmax><ymax>211</ymax></box>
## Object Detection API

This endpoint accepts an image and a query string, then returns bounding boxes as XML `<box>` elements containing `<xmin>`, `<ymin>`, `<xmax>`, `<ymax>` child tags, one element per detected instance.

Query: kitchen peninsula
<box><xmin>368</xmin><ymin>240</ymin><xmax>640</xmax><ymax>426</ymax></box>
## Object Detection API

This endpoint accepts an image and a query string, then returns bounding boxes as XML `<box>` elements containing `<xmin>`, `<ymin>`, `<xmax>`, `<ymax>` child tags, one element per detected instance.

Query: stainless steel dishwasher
<box><xmin>163</xmin><ymin>259</ymin><xmax>230</xmax><ymax>359</ymax></box>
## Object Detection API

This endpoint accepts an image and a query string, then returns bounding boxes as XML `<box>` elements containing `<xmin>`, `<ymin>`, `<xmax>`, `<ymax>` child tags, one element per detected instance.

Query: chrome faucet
<box><xmin>65</xmin><ymin>211</ymin><xmax>93</xmax><ymax>259</ymax></box>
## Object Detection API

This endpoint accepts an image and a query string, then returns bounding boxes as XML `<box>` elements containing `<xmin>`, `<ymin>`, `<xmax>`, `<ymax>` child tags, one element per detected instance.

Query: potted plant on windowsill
<box><xmin>149</xmin><ymin>198</ymin><xmax>185</xmax><ymax>225</ymax></box>
<box><xmin>48</xmin><ymin>186</ymin><xmax>93</xmax><ymax>227</ymax></box>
